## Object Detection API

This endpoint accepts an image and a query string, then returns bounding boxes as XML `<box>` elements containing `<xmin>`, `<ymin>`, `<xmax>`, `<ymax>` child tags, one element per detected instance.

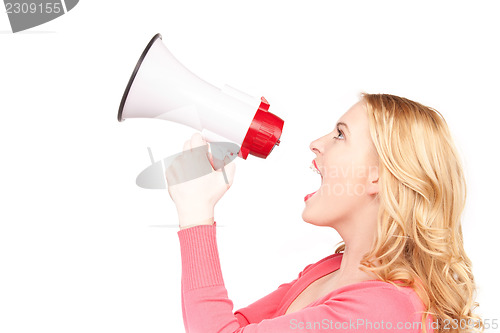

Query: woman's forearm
<box><xmin>177</xmin><ymin>224</ymin><xmax>241</xmax><ymax>332</ymax></box>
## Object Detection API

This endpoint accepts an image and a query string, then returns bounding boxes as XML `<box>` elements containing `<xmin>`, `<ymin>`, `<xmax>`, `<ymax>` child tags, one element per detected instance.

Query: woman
<box><xmin>166</xmin><ymin>93</ymin><xmax>483</xmax><ymax>333</ymax></box>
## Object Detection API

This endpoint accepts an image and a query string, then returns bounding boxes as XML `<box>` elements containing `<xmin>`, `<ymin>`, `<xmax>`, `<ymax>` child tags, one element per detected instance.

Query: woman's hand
<box><xmin>165</xmin><ymin>132</ymin><xmax>236</xmax><ymax>229</ymax></box>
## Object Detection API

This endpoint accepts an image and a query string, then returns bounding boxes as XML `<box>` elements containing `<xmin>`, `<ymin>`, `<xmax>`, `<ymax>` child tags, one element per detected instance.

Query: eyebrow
<box><xmin>336</xmin><ymin>122</ymin><xmax>350</xmax><ymax>134</ymax></box>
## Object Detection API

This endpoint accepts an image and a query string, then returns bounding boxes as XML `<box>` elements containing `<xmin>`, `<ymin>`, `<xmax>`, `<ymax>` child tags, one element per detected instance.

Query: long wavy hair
<box><xmin>334</xmin><ymin>93</ymin><xmax>483</xmax><ymax>333</ymax></box>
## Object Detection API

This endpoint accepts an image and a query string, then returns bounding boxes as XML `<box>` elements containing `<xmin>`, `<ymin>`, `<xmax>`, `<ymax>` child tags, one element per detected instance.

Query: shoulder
<box><xmin>299</xmin><ymin>253</ymin><xmax>343</xmax><ymax>277</ymax></box>
<box><xmin>326</xmin><ymin>281</ymin><xmax>427</xmax><ymax>324</ymax></box>
<box><xmin>344</xmin><ymin>281</ymin><xmax>423</xmax><ymax>308</ymax></box>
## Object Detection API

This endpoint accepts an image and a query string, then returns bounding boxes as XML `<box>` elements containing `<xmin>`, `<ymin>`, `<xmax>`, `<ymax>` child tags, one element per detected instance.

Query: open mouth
<box><xmin>305</xmin><ymin>160</ymin><xmax>322</xmax><ymax>202</ymax></box>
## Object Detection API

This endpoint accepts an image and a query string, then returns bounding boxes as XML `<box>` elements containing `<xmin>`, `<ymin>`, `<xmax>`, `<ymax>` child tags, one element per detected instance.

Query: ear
<box><xmin>366</xmin><ymin>164</ymin><xmax>379</xmax><ymax>196</ymax></box>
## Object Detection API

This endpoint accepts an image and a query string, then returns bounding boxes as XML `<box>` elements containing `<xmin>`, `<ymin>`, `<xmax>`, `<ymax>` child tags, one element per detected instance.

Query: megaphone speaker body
<box><xmin>118</xmin><ymin>33</ymin><xmax>284</xmax><ymax>159</ymax></box>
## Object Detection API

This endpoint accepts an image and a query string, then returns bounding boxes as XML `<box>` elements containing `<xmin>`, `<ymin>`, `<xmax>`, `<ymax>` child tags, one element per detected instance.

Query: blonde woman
<box><xmin>167</xmin><ymin>93</ymin><xmax>483</xmax><ymax>332</ymax></box>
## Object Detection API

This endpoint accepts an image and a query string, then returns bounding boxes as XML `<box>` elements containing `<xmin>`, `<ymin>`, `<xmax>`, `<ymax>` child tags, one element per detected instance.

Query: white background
<box><xmin>1</xmin><ymin>1</ymin><xmax>499</xmax><ymax>332</ymax></box>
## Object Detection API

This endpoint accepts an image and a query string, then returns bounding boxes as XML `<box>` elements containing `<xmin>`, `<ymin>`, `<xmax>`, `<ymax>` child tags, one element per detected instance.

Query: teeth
<box><xmin>310</xmin><ymin>163</ymin><xmax>321</xmax><ymax>175</ymax></box>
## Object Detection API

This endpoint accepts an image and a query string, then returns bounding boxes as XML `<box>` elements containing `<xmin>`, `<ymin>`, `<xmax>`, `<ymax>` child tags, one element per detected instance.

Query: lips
<box><xmin>304</xmin><ymin>191</ymin><xmax>318</xmax><ymax>201</ymax></box>
<box><xmin>305</xmin><ymin>160</ymin><xmax>322</xmax><ymax>202</ymax></box>
<box><xmin>311</xmin><ymin>160</ymin><xmax>322</xmax><ymax>178</ymax></box>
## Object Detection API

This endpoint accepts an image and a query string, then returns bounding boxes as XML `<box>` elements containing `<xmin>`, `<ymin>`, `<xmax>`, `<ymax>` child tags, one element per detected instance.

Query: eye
<box><xmin>333</xmin><ymin>127</ymin><xmax>344</xmax><ymax>140</ymax></box>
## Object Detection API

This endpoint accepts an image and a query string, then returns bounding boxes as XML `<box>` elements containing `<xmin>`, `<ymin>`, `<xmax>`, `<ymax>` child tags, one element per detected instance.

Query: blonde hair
<box><xmin>334</xmin><ymin>93</ymin><xmax>483</xmax><ymax>333</ymax></box>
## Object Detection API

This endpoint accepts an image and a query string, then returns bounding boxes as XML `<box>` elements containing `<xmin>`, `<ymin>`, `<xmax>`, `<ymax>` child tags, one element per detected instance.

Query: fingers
<box><xmin>183</xmin><ymin>137</ymin><xmax>191</xmax><ymax>151</ymax></box>
<box><xmin>190</xmin><ymin>132</ymin><xmax>206</xmax><ymax>149</ymax></box>
<box><xmin>182</xmin><ymin>132</ymin><xmax>202</xmax><ymax>150</ymax></box>
<box><xmin>179</xmin><ymin>132</ymin><xmax>236</xmax><ymax>188</ymax></box>
<box><xmin>183</xmin><ymin>132</ymin><xmax>207</xmax><ymax>151</ymax></box>
<box><xmin>182</xmin><ymin>132</ymin><xmax>215</xmax><ymax>169</ymax></box>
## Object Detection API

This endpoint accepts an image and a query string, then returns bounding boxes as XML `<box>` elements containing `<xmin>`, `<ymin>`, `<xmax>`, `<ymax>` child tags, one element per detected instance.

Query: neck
<box><xmin>332</xmin><ymin>198</ymin><xmax>379</xmax><ymax>283</ymax></box>
<box><xmin>335</xmin><ymin>239</ymin><xmax>377</xmax><ymax>283</ymax></box>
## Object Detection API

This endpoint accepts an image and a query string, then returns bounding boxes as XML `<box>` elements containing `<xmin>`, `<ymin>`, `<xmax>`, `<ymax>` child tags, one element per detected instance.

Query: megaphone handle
<box><xmin>221</xmin><ymin>166</ymin><xmax>228</xmax><ymax>185</ymax></box>
<box><xmin>147</xmin><ymin>147</ymin><xmax>155</xmax><ymax>164</ymax></box>
<box><xmin>206</xmin><ymin>142</ymin><xmax>229</xmax><ymax>184</ymax></box>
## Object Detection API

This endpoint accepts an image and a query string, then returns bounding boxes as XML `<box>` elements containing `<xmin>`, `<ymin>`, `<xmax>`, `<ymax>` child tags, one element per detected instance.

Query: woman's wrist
<box><xmin>179</xmin><ymin>216</ymin><xmax>215</xmax><ymax>230</ymax></box>
<box><xmin>177</xmin><ymin>206</ymin><xmax>215</xmax><ymax>229</ymax></box>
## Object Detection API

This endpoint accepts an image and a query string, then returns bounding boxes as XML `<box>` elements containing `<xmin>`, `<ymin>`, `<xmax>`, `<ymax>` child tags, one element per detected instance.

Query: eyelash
<box><xmin>333</xmin><ymin>127</ymin><xmax>344</xmax><ymax>140</ymax></box>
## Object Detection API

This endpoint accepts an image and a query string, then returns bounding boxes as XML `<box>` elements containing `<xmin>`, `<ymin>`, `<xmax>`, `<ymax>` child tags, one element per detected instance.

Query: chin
<box><xmin>302</xmin><ymin>208</ymin><xmax>330</xmax><ymax>227</ymax></box>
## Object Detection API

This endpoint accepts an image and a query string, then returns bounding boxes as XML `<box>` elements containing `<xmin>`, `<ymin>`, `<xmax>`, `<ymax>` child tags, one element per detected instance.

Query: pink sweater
<box><xmin>177</xmin><ymin>223</ymin><xmax>434</xmax><ymax>333</ymax></box>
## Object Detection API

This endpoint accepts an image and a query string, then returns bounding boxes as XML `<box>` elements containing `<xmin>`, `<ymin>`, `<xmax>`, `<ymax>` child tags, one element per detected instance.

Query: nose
<box><xmin>309</xmin><ymin>137</ymin><xmax>322</xmax><ymax>156</ymax></box>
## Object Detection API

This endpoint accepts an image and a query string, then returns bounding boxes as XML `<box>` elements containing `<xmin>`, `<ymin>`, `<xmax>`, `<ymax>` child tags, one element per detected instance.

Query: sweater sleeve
<box><xmin>177</xmin><ymin>224</ymin><xmax>429</xmax><ymax>333</ymax></box>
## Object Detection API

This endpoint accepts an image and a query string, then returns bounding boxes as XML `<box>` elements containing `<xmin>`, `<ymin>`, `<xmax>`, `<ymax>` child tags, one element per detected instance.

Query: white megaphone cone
<box><xmin>118</xmin><ymin>33</ymin><xmax>284</xmax><ymax>159</ymax></box>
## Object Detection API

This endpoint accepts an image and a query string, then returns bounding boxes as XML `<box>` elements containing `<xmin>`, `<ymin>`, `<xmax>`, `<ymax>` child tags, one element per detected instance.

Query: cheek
<box><xmin>301</xmin><ymin>186</ymin><xmax>354</xmax><ymax>226</ymax></box>
<box><xmin>302</xmin><ymin>178</ymin><xmax>365</xmax><ymax>226</ymax></box>
<box><xmin>302</xmin><ymin>154</ymin><xmax>374</xmax><ymax>224</ymax></box>
<box><xmin>321</xmin><ymin>160</ymin><xmax>369</xmax><ymax>197</ymax></box>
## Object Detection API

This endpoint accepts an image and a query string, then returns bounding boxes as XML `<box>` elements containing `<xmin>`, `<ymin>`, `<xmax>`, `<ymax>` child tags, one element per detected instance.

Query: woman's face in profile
<box><xmin>302</xmin><ymin>100</ymin><xmax>380</xmax><ymax>228</ymax></box>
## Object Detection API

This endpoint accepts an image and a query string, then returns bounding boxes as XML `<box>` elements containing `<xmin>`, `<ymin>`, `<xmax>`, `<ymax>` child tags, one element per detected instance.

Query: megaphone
<box><xmin>117</xmin><ymin>33</ymin><xmax>284</xmax><ymax>159</ymax></box>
